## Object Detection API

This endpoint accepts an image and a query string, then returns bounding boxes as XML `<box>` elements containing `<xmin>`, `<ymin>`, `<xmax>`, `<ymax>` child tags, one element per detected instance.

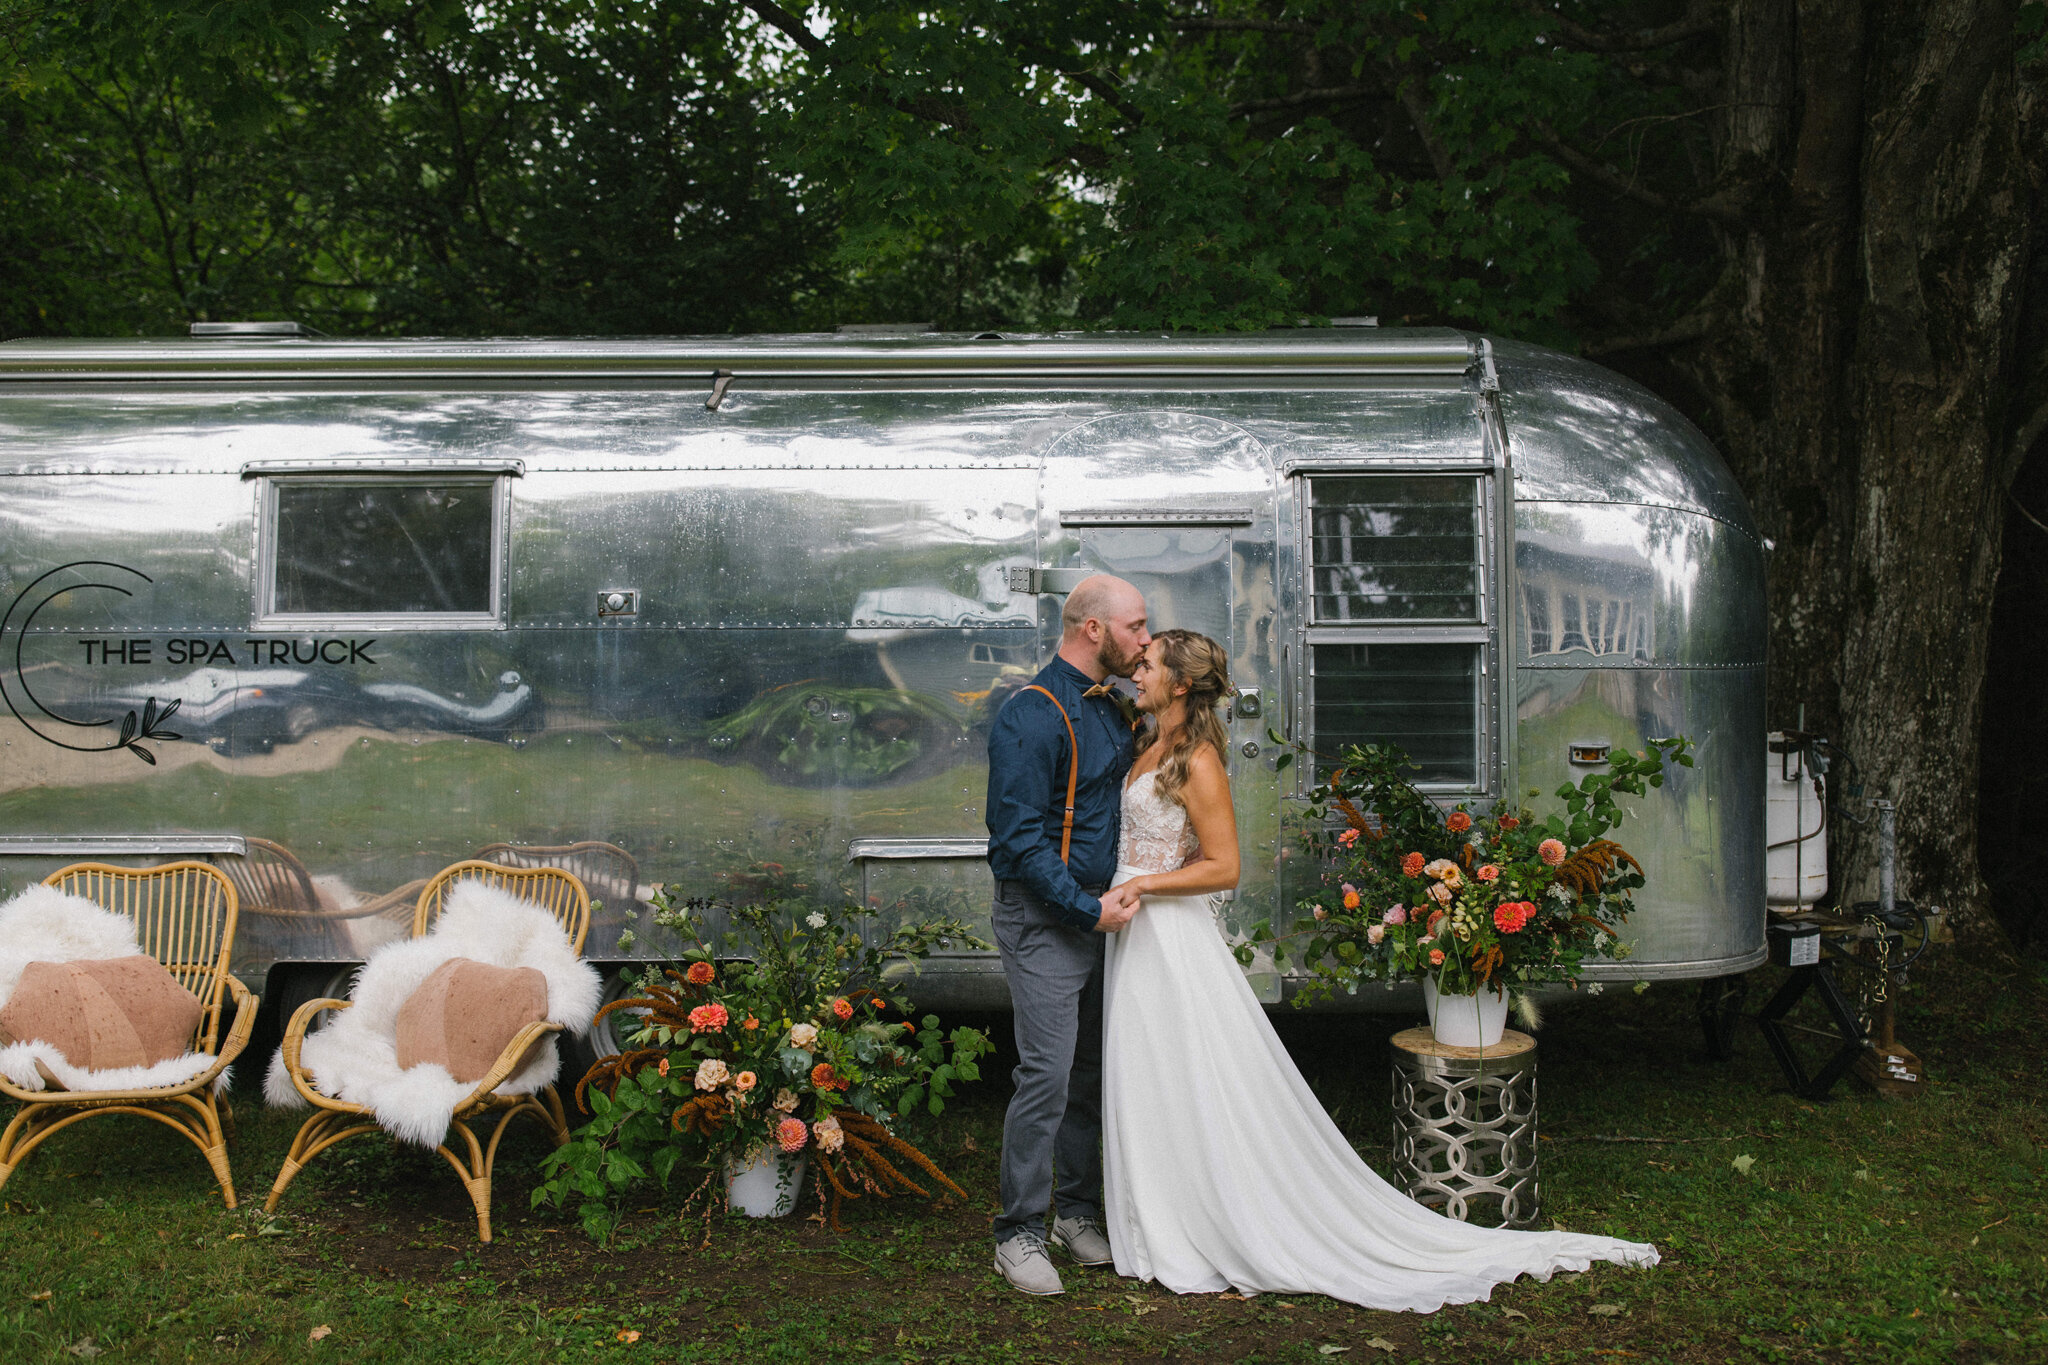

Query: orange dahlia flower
<box><xmin>776</xmin><ymin>1117</ymin><xmax>808</xmax><ymax>1154</ymax></box>
<box><xmin>1446</xmin><ymin>811</ymin><xmax>1472</xmax><ymax>833</ymax></box>
<box><xmin>832</xmin><ymin>997</ymin><xmax>854</xmax><ymax>1021</ymax></box>
<box><xmin>1401</xmin><ymin>851</ymin><xmax>1426</xmax><ymax>877</ymax></box>
<box><xmin>687</xmin><ymin>1002</ymin><xmax>728</xmax><ymax>1032</ymax></box>
<box><xmin>685</xmin><ymin>961</ymin><xmax>715</xmax><ymax>986</ymax></box>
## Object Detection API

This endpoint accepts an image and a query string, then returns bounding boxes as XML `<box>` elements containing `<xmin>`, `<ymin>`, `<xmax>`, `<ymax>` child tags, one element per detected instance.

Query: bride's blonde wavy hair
<box><xmin>1133</xmin><ymin>629</ymin><xmax>1233</xmax><ymax>810</ymax></box>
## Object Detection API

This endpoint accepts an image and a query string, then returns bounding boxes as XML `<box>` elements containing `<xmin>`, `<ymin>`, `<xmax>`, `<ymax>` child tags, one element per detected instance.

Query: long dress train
<box><xmin>1101</xmin><ymin>770</ymin><xmax>1658</xmax><ymax>1312</ymax></box>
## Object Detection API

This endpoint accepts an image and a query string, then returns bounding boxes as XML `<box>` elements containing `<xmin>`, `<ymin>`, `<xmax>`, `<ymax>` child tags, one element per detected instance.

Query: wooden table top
<box><xmin>1390</xmin><ymin>1027</ymin><xmax>1537</xmax><ymax>1062</ymax></box>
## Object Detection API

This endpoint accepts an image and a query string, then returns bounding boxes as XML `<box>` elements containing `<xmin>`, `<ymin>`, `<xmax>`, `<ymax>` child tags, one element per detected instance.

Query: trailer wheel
<box><xmin>1696</xmin><ymin>974</ymin><xmax>1748</xmax><ymax>1061</ymax></box>
<box><xmin>253</xmin><ymin>963</ymin><xmax>358</xmax><ymax>1069</ymax></box>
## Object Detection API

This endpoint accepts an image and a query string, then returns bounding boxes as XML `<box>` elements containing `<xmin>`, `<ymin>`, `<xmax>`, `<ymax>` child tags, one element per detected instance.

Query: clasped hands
<box><xmin>1094</xmin><ymin>881</ymin><xmax>1144</xmax><ymax>933</ymax></box>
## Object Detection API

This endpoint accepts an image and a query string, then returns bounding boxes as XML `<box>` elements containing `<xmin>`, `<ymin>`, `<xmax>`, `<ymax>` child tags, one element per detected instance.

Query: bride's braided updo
<box><xmin>1134</xmin><ymin>629</ymin><xmax>1233</xmax><ymax>810</ymax></box>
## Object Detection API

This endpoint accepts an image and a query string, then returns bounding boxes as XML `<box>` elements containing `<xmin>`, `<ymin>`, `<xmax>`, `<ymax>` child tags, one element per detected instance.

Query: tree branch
<box><xmin>740</xmin><ymin>0</ymin><xmax>827</xmax><ymax>58</ymax></box>
<box><xmin>1517</xmin><ymin>0</ymin><xmax>1723</xmax><ymax>53</ymax></box>
<box><xmin>1534</xmin><ymin>120</ymin><xmax>1750</xmax><ymax>228</ymax></box>
<box><xmin>1173</xmin><ymin>17</ymin><xmax>1318</xmax><ymax>36</ymax></box>
<box><xmin>1229</xmin><ymin>82</ymin><xmax>1383</xmax><ymax>116</ymax></box>
<box><xmin>1582</xmin><ymin>307</ymin><xmax>1721</xmax><ymax>356</ymax></box>
<box><xmin>1394</xmin><ymin>69</ymin><xmax>1456</xmax><ymax>184</ymax></box>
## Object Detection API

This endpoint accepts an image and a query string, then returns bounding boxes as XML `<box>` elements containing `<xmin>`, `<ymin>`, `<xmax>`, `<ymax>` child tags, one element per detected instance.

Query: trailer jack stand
<box><xmin>1755</xmin><ymin>960</ymin><xmax>1869</xmax><ymax>1100</ymax></box>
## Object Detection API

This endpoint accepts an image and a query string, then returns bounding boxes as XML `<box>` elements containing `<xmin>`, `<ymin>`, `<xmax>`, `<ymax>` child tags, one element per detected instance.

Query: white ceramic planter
<box><xmin>1423</xmin><ymin>976</ymin><xmax>1509</xmax><ymax>1048</ymax></box>
<box><xmin>726</xmin><ymin>1148</ymin><xmax>807</xmax><ymax>1217</ymax></box>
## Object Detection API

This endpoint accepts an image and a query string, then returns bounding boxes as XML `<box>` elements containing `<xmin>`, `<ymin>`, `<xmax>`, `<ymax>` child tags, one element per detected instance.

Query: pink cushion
<box><xmin>0</xmin><ymin>957</ymin><xmax>203</xmax><ymax>1070</ymax></box>
<box><xmin>394</xmin><ymin>958</ymin><xmax>548</xmax><ymax>1083</ymax></box>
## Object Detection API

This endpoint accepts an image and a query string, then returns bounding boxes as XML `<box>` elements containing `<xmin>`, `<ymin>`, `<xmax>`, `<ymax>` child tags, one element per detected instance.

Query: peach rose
<box><xmin>1383</xmin><ymin>905</ymin><xmax>1407</xmax><ymax>925</ymax></box>
<box><xmin>1427</xmin><ymin>881</ymin><xmax>1453</xmax><ymax>905</ymax></box>
<box><xmin>1313</xmin><ymin>906</ymin><xmax>1328</xmax><ymax>921</ymax></box>
<box><xmin>1367</xmin><ymin>924</ymin><xmax>1386</xmax><ymax>946</ymax></box>
<box><xmin>733</xmin><ymin>1070</ymin><xmax>758</xmax><ymax>1092</ymax></box>
<box><xmin>1429</xmin><ymin>948</ymin><xmax>1446</xmax><ymax>966</ymax></box>
<box><xmin>694</xmin><ymin>1059</ymin><xmax>729</xmax><ymax>1090</ymax></box>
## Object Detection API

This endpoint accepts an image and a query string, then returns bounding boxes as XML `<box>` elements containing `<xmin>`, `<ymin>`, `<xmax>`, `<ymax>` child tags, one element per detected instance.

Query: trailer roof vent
<box><xmin>835</xmin><ymin>323</ymin><xmax>934</xmax><ymax>336</ymax></box>
<box><xmin>1330</xmin><ymin>316</ymin><xmax>1379</xmax><ymax>327</ymax></box>
<box><xmin>189</xmin><ymin>321</ymin><xmax>325</xmax><ymax>339</ymax></box>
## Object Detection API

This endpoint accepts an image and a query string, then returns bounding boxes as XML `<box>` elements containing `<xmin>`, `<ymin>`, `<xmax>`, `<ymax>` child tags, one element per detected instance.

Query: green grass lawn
<box><xmin>0</xmin><ymin>957</ymin><xmax>2041</xmax><ymax>1364</ymax></box>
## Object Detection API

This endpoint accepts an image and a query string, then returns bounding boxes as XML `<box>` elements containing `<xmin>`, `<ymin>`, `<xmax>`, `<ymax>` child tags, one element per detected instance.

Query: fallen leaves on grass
<box><xmin>1731</xmin><ymin>1154</ymin><xmax>1756</xmax><ymax>1177</ymax></box>
<box><xmin>616</xmin><ymin>1329</ymin><xmax>641</xmax><ymax>1343</ymax></box>
<box><xmin>1318</xmin><ymin>1347</ymin><xmax>1351</xmax><ymax>1356</ymax></box>
<box><xmin>1365</xmin><ymin>1339</ymin><xmax>1398</xmax><ymax>1355</ymax></box>
<box><xmin>1502</xmin><ymin>1307</ymin><xmax>1529</xmax><ymax>1319</ymax></box>
<box><xmin>1588</xmin><ymin>1302</ymin><xmax>1627</xmax><ymax>1317</ymax></box>
<box><xmin>308</xmin><ymin>1325</ymin><xmax>333</xmax><ymax>1342</ymax></box>
<box><xmin>1125</xmin><ymin>1296</ymin><xmax>1157</xmax><ymax>1317</ymax></box>
<box><xmin>29</xmin><ymin>1289</ymin><xmax>51</xmax><ymax>1301</ymax></box>
<box><xmin>62</xmin><ymin>1339</ymin><xmax>101</xmax><ymax>1359</ymax></box>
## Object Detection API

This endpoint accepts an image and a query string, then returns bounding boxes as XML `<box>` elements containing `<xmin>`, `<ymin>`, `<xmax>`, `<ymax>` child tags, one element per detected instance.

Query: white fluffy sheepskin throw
<box><xmin>264</xmin><ymin>880</ymin><xmax>601</xmax><ymax>1148</ymax></box>
<box><xmin>0</xmin><ymin>884</ymin><xmax>226</xmax><ymax>1094</ymax></box>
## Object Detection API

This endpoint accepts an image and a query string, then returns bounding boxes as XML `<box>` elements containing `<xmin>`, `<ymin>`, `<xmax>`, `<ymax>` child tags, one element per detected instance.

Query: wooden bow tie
<box><xmin>1082</xmin><ymin>684</ymin><xmax>1118</xmax><ymax>698</ymax></box>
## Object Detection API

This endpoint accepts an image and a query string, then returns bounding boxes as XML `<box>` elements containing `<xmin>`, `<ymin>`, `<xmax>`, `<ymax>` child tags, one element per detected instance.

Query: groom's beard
<box><xmin>1098</xmin><ymin>636</ymin><xmax>1144</xmax><ymax>679</ymax></box>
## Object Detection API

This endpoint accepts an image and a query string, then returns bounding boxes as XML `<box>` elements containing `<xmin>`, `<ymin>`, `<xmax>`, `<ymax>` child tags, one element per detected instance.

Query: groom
<box><xmin>984</xmin><ymin>573</ymin><xmax>1150</xmax><ymax>1295</ymax></box>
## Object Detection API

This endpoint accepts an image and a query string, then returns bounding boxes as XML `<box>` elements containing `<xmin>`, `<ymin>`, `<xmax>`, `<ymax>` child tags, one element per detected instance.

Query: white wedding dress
<box><xmin>1101</xmin><ymin>769</ymin><xmax>1659</xmax><ymax>1312</ymax></box>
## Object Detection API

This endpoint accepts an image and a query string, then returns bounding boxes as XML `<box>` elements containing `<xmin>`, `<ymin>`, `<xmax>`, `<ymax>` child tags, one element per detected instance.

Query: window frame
<box><xmin>251</xmin><ymin>469</ymin><xmax>513</xmax><ymax>631</ymax></box>
<box><xmin>1292</xmin><ymin>470</ymin><xmax>1501</xmax><ymax>795</ymax></box>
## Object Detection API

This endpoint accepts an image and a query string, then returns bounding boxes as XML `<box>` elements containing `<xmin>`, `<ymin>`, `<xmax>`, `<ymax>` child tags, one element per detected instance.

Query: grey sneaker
<box><xmin>1051</xmin><ymin>1214</ymin><xmax>1113</xmax><ymax>1267</ymax></box>
<box><xmin>994</xmin><ymin>1232</ymin><xmax>1065</xmax><ymax>1296</ymax></box>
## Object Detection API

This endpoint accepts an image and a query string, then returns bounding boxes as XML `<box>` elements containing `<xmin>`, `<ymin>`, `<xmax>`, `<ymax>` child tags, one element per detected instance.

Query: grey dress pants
<box><xmin>990</xmin><ymin>878</ymin><xmax>1105</xmax><ymax>1245</ymax></box>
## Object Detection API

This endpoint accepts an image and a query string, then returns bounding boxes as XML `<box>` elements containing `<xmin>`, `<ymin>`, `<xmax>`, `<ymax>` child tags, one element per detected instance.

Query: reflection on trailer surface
<box><xmin>0</xmin><ymin>330</ymin><xmax>1765</xmax><ymax>1015</ymax></box>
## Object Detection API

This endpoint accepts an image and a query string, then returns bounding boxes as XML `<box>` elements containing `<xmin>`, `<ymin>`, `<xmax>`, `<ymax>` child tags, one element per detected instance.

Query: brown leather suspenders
<box><xmin>1019</xmin><ymin>684</ymin><xmax>1079</xmax><ymax>864</ymax></box>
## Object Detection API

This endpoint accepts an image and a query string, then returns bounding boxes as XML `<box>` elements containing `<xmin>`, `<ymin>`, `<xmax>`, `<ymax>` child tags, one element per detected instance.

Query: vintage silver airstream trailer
<box><xmin>0</xmin><ymin>327</ymin><xmax>1765</xmax><ymax>1038</ymax></box>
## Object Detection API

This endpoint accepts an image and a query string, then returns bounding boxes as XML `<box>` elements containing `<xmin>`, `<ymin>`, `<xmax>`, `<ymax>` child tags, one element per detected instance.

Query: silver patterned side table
<box><xmin>1389</xmin><ymin>1027</ymin><xmax>1540</xmax><ymax>1228</ymax></box>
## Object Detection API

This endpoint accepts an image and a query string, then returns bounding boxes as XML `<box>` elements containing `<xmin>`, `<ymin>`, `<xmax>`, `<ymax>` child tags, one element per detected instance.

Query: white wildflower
<box><xmin>806</xmin><ymin>912</ymin><xmax>827</xmax><ymax>929</ymax></box>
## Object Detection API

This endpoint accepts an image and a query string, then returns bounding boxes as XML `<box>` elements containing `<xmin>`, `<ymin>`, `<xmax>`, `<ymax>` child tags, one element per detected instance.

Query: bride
<box><xmin>1101</xmin><ymin>629</ymin><xmax>1659</xmax><ymax>1312</ymax></box>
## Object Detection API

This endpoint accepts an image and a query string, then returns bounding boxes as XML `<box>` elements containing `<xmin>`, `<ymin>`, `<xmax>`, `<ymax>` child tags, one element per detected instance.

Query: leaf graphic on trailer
<box><xmin>0</xmin><ymin>561</ymin><xmax>181</xmax><ymax>760</ymax></box>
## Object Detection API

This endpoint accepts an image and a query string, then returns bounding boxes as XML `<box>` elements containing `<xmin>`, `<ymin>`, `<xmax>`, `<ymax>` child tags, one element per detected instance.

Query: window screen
<box><xmin>1311</xmin><ymin>642</ymin><xmax>1479</xmax><ymax>785</ymax></box>
<box><xmin>1309</xmin><ymin>476</ymin><xmax>1480</xmax><ymax>622</ymax></box>
<box><xmin>272</xmin><ymin>482</ymin><xmax>494</xmax><ymax>616</ymax></box>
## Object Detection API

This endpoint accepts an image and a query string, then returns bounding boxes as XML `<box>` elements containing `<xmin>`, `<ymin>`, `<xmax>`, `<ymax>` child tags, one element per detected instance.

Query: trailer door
<box><xmin>1038</xmin><ymin>411</ymin><xmax>1283</xmax><ymax>997</ymax></box>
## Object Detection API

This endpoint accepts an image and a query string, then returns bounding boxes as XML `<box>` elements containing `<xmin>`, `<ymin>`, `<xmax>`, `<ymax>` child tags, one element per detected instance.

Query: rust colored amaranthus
<box><xmin>1553</xmin><ymin>839</ymin><xmax>1642</xmax><ymax>900</ymax></box>
<box><xmin>810</xmin><ymin>1111</ymin><xmax>966</xmax><ymax>1231</ymax></box>
<box><xmin>574</xmin><ymin>967</ymin><xmax>702</xmax><ymax>1113</ymax></box>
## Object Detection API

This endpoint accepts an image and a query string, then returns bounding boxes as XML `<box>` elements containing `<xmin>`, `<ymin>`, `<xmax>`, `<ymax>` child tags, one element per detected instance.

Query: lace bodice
<box><xmin>1118</xmin><ymin>770</ymin><xmax>1201</xmax><ymax>873</ymax></box>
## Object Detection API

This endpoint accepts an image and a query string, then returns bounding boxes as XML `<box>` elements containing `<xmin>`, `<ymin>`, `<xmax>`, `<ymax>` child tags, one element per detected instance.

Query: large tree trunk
<box><xmin>1649</xmin><ymin>0</ymin><xmax>2041</xmax><ymax>943</ymax></box>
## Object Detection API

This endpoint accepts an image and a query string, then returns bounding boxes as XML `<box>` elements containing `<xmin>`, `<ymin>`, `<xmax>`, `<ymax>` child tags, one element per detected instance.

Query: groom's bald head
<box><xmin>1060</xmin><ymin>574</ymin><xmax>1151</xmax><ymax>680</ymax></box>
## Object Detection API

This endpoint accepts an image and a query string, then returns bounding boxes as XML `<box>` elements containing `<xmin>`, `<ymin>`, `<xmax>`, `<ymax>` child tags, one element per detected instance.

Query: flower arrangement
<box><xmin>1250</xmin><ymin>737</ymin><xmax>1692</xmax><ymax>1006</ymax></box>
<box><xmin>534</xmin><ymin>887</ymin><xmax>993</xmax><ymax>1241</ymax></box>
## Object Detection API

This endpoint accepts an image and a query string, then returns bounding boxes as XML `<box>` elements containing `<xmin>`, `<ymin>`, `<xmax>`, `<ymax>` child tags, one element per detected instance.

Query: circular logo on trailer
<box><xmin>0</xmin><ymin>561</ymin><xmax>181</xmax><ymax>763</ymax></box>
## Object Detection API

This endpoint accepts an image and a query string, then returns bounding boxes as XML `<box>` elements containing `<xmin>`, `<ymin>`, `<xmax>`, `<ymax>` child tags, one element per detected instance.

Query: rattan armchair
<box><xmin>265</xmin><ymin>861</ymin><xmax>590</xmax><ymax>1241</ymax></box>
<box><xmin>0</xmin><ymin>861</ymin><xmax>255</xmax><ymax>1208</ymax></box>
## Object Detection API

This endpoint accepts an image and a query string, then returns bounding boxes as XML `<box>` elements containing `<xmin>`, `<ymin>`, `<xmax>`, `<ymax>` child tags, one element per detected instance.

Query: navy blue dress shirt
<box><xmin>985</xmin><ymin>657</ymin><xmax>1137</xmax><ymax>932</ymax></box>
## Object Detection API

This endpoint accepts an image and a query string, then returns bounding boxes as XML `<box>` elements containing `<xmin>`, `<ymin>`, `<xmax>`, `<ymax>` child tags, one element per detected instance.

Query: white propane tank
<box><xmin>1766</xmin><ymin>732</ymin><xmax>1827</xmax><ymax>906</ymax></box>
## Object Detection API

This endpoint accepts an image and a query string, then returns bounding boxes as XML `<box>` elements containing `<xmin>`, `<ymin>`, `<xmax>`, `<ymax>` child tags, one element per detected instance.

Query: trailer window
<box><xmin>1308</xmin><ymin>476</ymin><xmax>1480</xmax><ymax>622</ymax></box>
<box><xmin>261</xmin><ymin>478</ymin><xmax>501</xmax><ymax>623</ymax></box>
<box><xmin>1302</xmin><ymin>473</ymin><xmax>1490</xmax><ymax>788</ymax></box>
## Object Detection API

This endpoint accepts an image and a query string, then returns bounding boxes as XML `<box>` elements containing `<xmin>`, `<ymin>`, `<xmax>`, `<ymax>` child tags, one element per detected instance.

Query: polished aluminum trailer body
<box><xmin>0</xmin><ymin>331</ymin><xmax>1765</xmax><ymax>1007</ymax></box>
